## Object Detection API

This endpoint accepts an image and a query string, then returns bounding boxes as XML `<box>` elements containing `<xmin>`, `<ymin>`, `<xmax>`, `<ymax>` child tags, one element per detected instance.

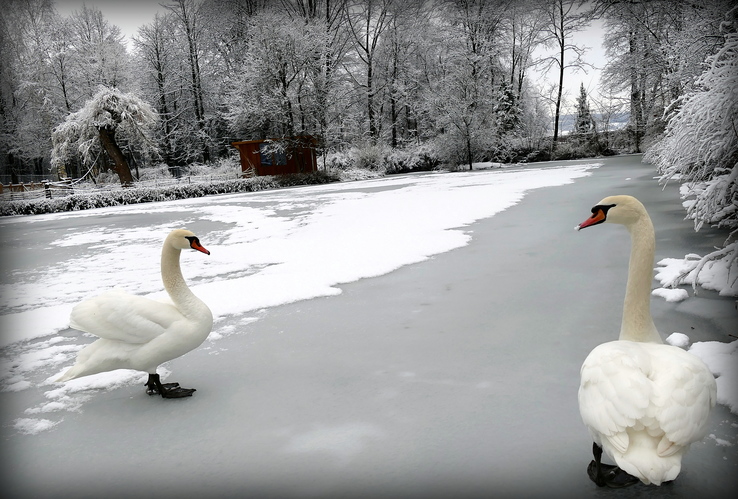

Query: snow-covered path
<box><xmin>1</xmin><ymin>156</ymin><xmax>736</xmax><ymax>498</ymax></box>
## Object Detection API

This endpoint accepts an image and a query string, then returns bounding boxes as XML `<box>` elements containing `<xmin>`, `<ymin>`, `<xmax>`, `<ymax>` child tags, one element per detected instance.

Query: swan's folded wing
<box><xmin>645</xmin><ymin>344</ymin><xmax>717</xmax><ymax>452</ymax></box>
<box><xmin>578</xmin><ymin>342</ymin><xmax>653</xmax><ymax>452</ymax></box>
<box><xmin>70</xmin><ymin>290</ymin><xmax>184</xmax><ymax>344</ymax></box>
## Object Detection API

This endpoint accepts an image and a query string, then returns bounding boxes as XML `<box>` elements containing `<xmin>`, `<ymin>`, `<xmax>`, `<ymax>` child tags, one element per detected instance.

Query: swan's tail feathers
<box><xmin>55</xmin><ymin>366</ymin><xmax>78</xmax><ymax>382</ymax></box>
<box><xmin>55</xmin><ymin>361</ymin><xmax>90</xmax><ymax>382</ymax></box>
<box><xmin>609</xmin><ymin>432</ymin><xmax>684</xmax><ymax>485</ymax></box>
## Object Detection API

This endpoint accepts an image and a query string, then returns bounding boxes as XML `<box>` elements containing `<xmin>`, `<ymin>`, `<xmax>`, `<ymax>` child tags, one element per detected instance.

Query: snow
<box><xmin>689</xmin><ymin>340</ymin><xmax>738</xmax><ymax>414</ymax></box>
<box><xmin>652</xmin><ymin>287</ymin><xmax>689</xmax><ymax>302</ymax></box>
<box><xmin>666</xmin><ymin>332</ymin><xmax>691</xmax><ymax>348</ymax></box>
<box><xmin>1</xmin><ymin>164</ymin><xmax>596</xmax><ymax>425</ymax></box>
<box><xmin>655</xmin><ymin>254</ymin><xmax>738</xmax><ymax>297</ymax></box>
<box><xmin>665</xmin><ymin>332</ymin><xmax>737</xmax><ymax>413</ymax></box>
<box><xmin>13</xmin><ymin>417</ymin><xmax>60</xmax><ymax>435</ymax></box>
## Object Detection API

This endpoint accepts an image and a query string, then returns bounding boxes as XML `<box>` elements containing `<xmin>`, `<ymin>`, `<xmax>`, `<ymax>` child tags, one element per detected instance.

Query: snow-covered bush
<box><xmin>184</xmin><ymin>156</ymin><xmax>241</xmax><ymax>177</ymax></box>
<box><xmin>135</xmin><ymin>164</ymin><xmax>173</xmax><ymax>182</ymax></box>
<box><xmin>351</xmin><ymin>144</ymin><xmax>390</xmax><ymax>172</ymax></box>
<box><xmin>95</xmin><ymin>169</ymin><xmax>124</xmax><ymax>185</ymax></box>
<box><xmin>645</xmin><ymin>15</ymin><xmax>738</xmax><ymax>296</ymax></box>
<box><xmin>386</xmin><ymin>144</ymin><xmax>442</xmax><ymax>173</ymax></box>
<box><xmin>319</xmin><ymin>150</ymin><xmax>354</xmax><ymax>170</ymax></box>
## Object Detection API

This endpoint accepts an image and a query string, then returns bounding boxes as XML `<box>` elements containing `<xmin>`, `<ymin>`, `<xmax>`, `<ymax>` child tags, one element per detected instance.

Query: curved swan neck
<box><xmin>161</xmin><ymin>244</ymin><xmax>201</xmax><ymax>316</ymax></box>
<box><xmin>620</xmin><ymin>214</ymin><xmax>662</xmax><ymax>343</ymax></box>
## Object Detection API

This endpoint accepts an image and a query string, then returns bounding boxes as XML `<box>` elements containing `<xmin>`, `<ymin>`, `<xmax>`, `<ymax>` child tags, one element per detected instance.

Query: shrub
<box><xmin>0</xmin><ymin>172</ymin><xmax>340</xmax><ymax>217</ymax></box>
<box><xmin>351</xmin><ymin>144</ymin><xmax>390</xmax><ymax>172</ymax></box>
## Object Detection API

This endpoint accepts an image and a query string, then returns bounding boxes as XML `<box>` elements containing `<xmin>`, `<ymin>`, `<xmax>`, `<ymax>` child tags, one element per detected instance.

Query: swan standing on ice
<box><xmin>56</xmin><ymin>229</ymin><xmax>213</xmax><ymax>398</ymax></box>
<box><xmin>576</xmin><ymin>195</ymin><xmax>716</xmax><ymax>487</ymax></box>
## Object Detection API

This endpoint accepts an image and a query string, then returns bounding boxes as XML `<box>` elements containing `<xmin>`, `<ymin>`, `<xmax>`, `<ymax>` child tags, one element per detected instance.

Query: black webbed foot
<box><xmin>146</xmin><ymin>381</ymin><xmax>179</xmax><ymax>395</ymax></box>
<box><xmin>145</xmin><ymin>373</ymin><xmax>195</xmax><ymax>398</ymax></box>
<box><xmin>588</xmin><ymin>442</ymin><xmax>639</xmax><ymax>488</ymax></box>
<box><xmin>587</xmin><ymin>460</ymin><xmax>640</xmax><ymax>488</ymax></box>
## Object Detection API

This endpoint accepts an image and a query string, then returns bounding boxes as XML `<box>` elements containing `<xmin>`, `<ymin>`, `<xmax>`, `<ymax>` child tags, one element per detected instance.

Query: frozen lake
<box><xmin>1</xmin><ymin>155</ymin><xmax>736</xmax><ymax>498</ymax></box>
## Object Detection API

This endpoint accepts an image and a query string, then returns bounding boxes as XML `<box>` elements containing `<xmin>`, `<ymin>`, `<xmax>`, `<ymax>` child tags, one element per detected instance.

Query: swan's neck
<box><xmin>161</xmin><ymin>245</ymin><xmax>205</xmax><ymax>318</ymax></box>
<box><xmin>620</xmin><ymin>216</ymin><xmax>662</xmax><ymax>343</ymax></box>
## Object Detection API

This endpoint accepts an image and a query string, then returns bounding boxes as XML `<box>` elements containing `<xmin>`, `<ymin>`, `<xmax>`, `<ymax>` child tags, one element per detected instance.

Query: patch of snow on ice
<box><xmin>708</xmin><ymin>434</ymin><xmax>734</xmax><ymax>447</ymax></box>
<box><xmin>689</xmin><ymin>340</ymin><xmax>738</xmax><ymax>415</ymax></box>
<box><xmin>652</xmin><ymin>287</ymin><xmax>689</xmax><ymax>302</ymax></box>
<box><xmin>666</xmin><ymin>332</ymin><xmax>691</xmax><ymax>348</ymax></box>
<box><xmin>14</xmin><ymin>418</ymin><xmax>60</xmax><ymax>435</ymax></box>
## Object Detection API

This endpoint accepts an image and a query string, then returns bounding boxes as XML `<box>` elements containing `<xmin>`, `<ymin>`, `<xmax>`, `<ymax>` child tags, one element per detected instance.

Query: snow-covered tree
<box><xmin>222</xmin><ymin>10</ymin><xmax>329</xmax><ymax>140</ymax></box>
<box><xmin>51</xmin><ymin>87</ymin><xmax>158</xmax><ymax>186</ymax></box>
<box><xmin>67</xmin><ymin>4</ymin><xmax>131</xmax><ymax>97</ymax></box>
<box><xmin>598</xmin><ymin>0</ymin><xmax>732</xmax><ymax>152</ymax></box>
<box><xmin>164</xmin><ymin>0</ymin><xmax>210</xmax><ymax>162</ymax></box>
<box><xmin>644</xmin><ymin>9</ymin><xmax>738</xmax><ymax>293</ymax></box>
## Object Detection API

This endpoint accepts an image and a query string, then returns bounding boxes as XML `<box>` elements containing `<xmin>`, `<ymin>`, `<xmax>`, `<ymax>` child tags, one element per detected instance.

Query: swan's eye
<box><xmin>592</xmin><ymin>204</ymin><xmax>616</xmax><ymax>217</ymax></box>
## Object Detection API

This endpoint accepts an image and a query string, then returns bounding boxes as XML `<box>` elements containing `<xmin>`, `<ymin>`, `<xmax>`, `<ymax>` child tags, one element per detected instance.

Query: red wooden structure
<box><xmin>231</xmin><ymin>136</ymin><xmax>318</xmax><ymax>177</ymax></box>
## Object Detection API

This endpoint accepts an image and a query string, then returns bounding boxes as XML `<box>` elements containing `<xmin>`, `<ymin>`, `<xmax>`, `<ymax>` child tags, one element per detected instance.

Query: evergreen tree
<box><xmin>573</xmin><ymin>83</ymin><xmax>594</xmax><ymax>135</ymax></box>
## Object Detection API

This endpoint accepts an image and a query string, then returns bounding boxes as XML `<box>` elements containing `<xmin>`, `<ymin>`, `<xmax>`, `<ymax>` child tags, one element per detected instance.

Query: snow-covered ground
<box><xmin>1</xmin><ymin>157</ymin><xmax>736</xmax><ymax>498</ymax></box>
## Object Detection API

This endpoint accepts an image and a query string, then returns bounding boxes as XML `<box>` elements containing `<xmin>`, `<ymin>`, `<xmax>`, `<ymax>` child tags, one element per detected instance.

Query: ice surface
<box><xmin>1</xmin><ymin>158</ymin><xmax>736</xmax><ymax>498</ymax></box>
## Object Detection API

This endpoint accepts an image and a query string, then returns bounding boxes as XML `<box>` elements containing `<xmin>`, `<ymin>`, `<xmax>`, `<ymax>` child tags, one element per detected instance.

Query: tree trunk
<box><xmin>466</xmin><ymin>133</ymin><xmax>473</xmax><ymax>170</ymax></box>
<box><xmin>629</xmin><ymin>30</ymin><xmax>643</xmax><ymax>153</ymax></box>
<box><xmin>552</xmin><ymin>1</ymin><xmax>565</xmax><ymax>150</ymax></box>
<box><xmin>367</xmin><ymin>60</ymin><xmax>377</xmax><ymax>142</ymax></box>
<box><xmin>98</xmin><ymin>126</ymin><xmax>134</xmax><ymax>186</ymax></box>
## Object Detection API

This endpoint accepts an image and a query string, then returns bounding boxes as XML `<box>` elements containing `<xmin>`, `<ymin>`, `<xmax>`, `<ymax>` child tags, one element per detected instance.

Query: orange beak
<box><xmin>576</xmin><ymin>208</ymin><xmax>606</xmax><ymax>231</ymax></box>
<box><xmin>191</xmin><ymin>240</ymin><xmax>210</xmax><ymax>255</ymax></box>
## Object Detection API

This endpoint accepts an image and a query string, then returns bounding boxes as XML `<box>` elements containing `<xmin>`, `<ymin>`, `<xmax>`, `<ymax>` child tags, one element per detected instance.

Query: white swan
<box><xmin>576</xmin><ymin>195</ymin><xmax>716</xmax><ymax>487</ymax></box>
<box><xmin>56</xmin><ymin>229</ymin><xmax>213</xmax><ymax>398</ymax></box>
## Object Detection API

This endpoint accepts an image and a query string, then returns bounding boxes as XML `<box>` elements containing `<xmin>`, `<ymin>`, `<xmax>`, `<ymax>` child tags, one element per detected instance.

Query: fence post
<box><xmin>44</xmin><ymin>181</ymin><xmax>51</xmax><ymax>199</ymax></box>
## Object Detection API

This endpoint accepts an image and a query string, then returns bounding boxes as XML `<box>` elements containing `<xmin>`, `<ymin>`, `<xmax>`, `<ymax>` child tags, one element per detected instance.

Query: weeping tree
<box><xmin>645</xmin><ymin>15</ymin><xmax>738</xmax><ymax>294</ymax></box>
<box><xmin>52</xmin><ymin>86</ymin><xmax>158</xmax><ymax>186</ymax></box>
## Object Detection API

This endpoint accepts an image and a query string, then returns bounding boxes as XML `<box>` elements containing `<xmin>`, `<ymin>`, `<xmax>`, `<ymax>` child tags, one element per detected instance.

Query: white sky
<box><xmin>54</xmin><ymin>0</ymin><xmax>608</xmax><ymax>113</ymax></box>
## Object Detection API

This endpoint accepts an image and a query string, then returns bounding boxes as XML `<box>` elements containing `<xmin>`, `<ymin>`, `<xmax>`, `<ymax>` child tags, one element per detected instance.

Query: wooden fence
<box><xmin>0</xmin><ymin>181</ymin><xmax>73</xmax><ymax>200</ymax></box>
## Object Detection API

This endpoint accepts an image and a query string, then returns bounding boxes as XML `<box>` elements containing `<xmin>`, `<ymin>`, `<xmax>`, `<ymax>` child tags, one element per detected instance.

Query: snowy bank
<box><xmin>655</xmin><ymin>247</ymin><xmax>738</xmax><ymax>297</ymax></box>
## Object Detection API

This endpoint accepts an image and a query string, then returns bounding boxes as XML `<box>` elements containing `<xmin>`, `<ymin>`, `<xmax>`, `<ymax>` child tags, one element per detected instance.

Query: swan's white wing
<box><xmin>578</xmin><ymin>341</ymin><xmax>653</xmax><ymax>453</ymax></box>
<box><xmin>579</xmin><ymin>341</ymin><xmax>717</xmax><ymax>455</ymax></box>
<box><xmin>643</xmin><ymin>343</ymin><xmax>717</xmax><ymax>453</ymax></box>
<box><xmin>70</xmin><ymin>289</ymin><xmax>184</xmax><ymax>344</ymax></box>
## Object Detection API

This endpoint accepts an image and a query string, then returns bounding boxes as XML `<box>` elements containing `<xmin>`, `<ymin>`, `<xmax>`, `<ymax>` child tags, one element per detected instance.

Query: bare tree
<box><xmin>538</xmin><ymin>0</ymin><xmax>591</xmax><ymax>148</ymax></box>
<box><xmin>343</xmin><ymin>0</ymin><xmax>395</xmax><ymax>143</ymax></box>
<box><xmin>506</xmin><ymin>0</ymin><xmax>547</xmax><ymax>102</ymax></box>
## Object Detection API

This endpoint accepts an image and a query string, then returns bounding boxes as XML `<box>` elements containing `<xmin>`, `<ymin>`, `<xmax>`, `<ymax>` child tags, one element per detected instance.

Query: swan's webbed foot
<box><xmin>145</xmin><ymin>373</ymin><xmax>196</xmax><ymax>398</ymax></box>
<box><xmin>588</xmin><ymin>443</ymin><xmax>639</xmax><ymax>488</ymax></box>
